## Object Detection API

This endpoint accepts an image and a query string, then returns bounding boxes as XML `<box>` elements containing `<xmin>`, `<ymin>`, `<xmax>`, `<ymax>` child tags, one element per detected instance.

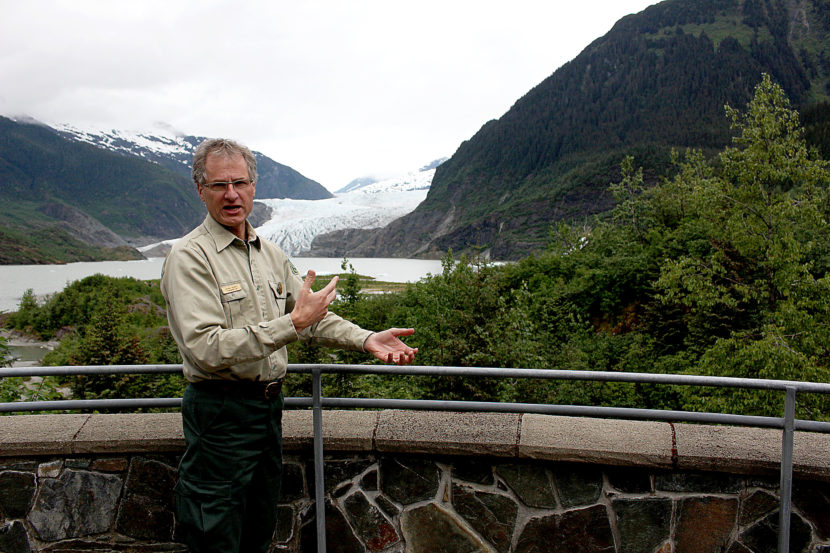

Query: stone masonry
<box><xmin>0</xmin><ymin>411</ymin><xmax>828</xmax><ymax>552</ymax></box>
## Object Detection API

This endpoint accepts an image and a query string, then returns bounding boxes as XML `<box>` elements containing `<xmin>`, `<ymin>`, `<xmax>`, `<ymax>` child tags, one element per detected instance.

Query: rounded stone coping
<box><xmin>1</xmin><ymin>410</ymin><xmax>828</xmax><ymax>480</ymax></box>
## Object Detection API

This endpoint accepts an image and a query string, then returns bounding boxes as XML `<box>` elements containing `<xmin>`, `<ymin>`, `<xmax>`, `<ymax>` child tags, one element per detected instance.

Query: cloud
<box><xmin>0</xmin><ymin>0</ymin><xmax>658</xmax><ymax>189</ymax></box>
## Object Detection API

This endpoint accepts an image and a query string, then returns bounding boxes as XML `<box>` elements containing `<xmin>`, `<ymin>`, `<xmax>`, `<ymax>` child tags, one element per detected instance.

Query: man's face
<box><xmin>198</xmin><ymin>153</ymin><xmax>255</xmax><ymax>239</ymax></box>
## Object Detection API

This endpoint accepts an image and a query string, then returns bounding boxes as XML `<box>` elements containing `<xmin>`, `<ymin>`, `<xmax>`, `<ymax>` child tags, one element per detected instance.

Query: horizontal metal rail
<box><xmin>3</xmin><ymin>363</ymin><xmax>829</xmax><ymax>553</ymax></box>
<box><xmin>0</xmin><ymin>364</ymin><xmax>183</xmax><ymax>377</ymax></box>
<box><xmin>4</xmin><ymin>363</ymin><xmax>830</xmax><ymax>393</ymax></box>
<box><xmin>4</xmin><ymin>364</ymin><xmax>829</xmax><ymax>431</ymax></box>
<box><xmin>290</xmin><ymin>363</ymin><xmax>830</xmax><ymax>393</ymax></box>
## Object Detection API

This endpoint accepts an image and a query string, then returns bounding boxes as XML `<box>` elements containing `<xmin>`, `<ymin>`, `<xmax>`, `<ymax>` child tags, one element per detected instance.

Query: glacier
<box><xmin>139</xmin><ymin>164</ymin><xmax>438</xmax><ymax>256</ymax></box>
<box><xmin>256</xmin><ymin>167</ymin><xmax>434</xmax><ymax>255</ymax></box>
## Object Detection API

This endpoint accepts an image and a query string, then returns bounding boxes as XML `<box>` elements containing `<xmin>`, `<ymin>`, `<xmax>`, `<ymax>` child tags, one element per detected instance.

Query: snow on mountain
<box><xmin>256</xmin><ymin>162</ymin><xmax>443</xmax><ymax>255</ymax></box>
<box><xmin>337</xmin><ymin>176</ymin><xmax>378</xmax><ymax>194</ymax></box>
<box><xmin>50</xmin><ymin>121</ymin><xmax>198</xmax><ymax>169</ymax></box>
<box><xmin>45</xmin><ymin>120</ymin><xmax>332</xmax><ymax>201</ymax></box>
<box><xmin>336</xmin><ymin>158</ymin><xmax>447</xmax><ymax>194</ymax></box>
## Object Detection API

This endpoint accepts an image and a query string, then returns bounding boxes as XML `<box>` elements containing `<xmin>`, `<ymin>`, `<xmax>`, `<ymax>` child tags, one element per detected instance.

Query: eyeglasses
<box><xmin>202</xmin><ymin>179</ymin><xmax>254</xmax><ymax>193</ymax></box>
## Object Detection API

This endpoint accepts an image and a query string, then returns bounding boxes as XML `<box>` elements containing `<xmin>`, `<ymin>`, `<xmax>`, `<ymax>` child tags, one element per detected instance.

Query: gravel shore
<box><xmin>1</xmin><ymin>328</ymin><xmax>58</xmax><ymax>367</ymax></box>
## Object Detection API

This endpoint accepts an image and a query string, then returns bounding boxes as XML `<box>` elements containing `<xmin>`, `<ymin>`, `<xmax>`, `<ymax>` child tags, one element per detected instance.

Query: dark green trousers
<box><xmin>175</xmin><ymin>383</ymin><xmax>283</xmax><ymax>553</ymax></box>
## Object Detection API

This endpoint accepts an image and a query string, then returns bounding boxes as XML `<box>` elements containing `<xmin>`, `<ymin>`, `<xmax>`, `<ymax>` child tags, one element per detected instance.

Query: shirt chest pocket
<box><xmin>268</xmin><ymin>280</ymin><xmax>287</xmax><ymax>317</ymax></box>
<box><xmin>220</xmin><ymin>282</ymin><xmax>248</xmax><ymax>328</ymax></box>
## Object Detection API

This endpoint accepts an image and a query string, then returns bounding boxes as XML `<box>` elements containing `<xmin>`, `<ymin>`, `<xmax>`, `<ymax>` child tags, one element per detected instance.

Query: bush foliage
<box><xmin>4</xmin><ymin>275</ymin><xmax>185</xmax><ymax>407</ymax></box>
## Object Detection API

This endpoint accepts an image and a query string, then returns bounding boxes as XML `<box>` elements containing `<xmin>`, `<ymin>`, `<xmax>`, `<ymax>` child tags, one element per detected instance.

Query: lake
<box><xmin>0</xmin><ymin>257</ymin><xmax>445</xmax><ymax>313</ymax></box>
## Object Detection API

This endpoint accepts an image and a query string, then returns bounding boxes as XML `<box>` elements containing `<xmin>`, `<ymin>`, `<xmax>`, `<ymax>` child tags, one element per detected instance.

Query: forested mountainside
<box><xmin>0</xmin><ymin>117</ymin><xmax>200</xmax><ymax>263</ymax></box>
<box><xmin>0</xmin><ymin>117</ymin><xmax>328</xmax><ymax>263</ymax></box>
<box><xmin>310</xmin><ymin>0</ymin><xmax>830</xmax><ymax>260</ymax></box>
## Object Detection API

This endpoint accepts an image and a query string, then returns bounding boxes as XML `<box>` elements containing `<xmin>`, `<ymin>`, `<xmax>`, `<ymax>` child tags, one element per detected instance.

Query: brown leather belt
<box><xmin>192</xmin><ymin>379</ymin><xmax>283</xmax><ymax>400</ymax></box>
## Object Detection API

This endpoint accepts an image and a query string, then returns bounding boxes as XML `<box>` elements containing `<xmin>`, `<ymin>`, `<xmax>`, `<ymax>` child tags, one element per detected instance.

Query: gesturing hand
<box><xmin>290</xmin><ymin>270</ymin><xmax>338</xmax><ymax>332</ymax></box>
<box><xmin>364</xmin><ymin>328</ymin><xmax>418</xmax><ymax>365</ymax></box>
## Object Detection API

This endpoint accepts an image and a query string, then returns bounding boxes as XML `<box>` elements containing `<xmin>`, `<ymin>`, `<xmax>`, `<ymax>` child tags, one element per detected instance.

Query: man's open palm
<box><xmin>365</xmin><ymin>328</ymin><xmax>418</xmax><ymax>365</ymax></box>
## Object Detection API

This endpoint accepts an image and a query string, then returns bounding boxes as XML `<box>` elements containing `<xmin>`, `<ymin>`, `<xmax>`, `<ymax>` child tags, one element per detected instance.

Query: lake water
<box><xmin>0</xmin><ymin>257</ymin><xmax>445</xmax><ymax>313</ymax></box>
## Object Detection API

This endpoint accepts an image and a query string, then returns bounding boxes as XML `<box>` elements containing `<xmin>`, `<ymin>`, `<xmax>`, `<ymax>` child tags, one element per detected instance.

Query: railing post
<box><xmin>778</xmin><ymin>386</ymin><xmax>796</xmax><ymax>553</ymax></box>
<box><xmin>312</xmin><ymin>367</ymin><xmax>327</xmax><ymax>553</ymax></box>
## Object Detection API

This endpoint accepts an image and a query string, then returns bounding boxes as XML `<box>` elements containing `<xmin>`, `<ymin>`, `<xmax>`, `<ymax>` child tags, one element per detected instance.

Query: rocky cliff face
<box><xmin>308</xmin><ymin>164</ymin><xmax>617</xmax><ymax>260</ymax></box>
<box><xmin>37</xmin><ymin>203</ymin><xmax>133</xmax><ymax>249</ymax></box>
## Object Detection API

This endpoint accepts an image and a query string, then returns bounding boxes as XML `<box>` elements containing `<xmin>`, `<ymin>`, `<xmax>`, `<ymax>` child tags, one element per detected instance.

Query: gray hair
<box><xmin>191</xmin><ymin>138</ymin><xmax>258</xmax><ymax>186</ymax></box>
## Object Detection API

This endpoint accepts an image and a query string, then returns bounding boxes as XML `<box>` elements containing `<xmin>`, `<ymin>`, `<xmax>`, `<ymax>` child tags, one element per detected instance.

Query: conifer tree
<box><xmin>69</xmin><ymin>291</ymin><xmax>149</xmax><ymax>401</ymax></box>
<box><xmin>655</xmin><ymin>75</ymin><xmax>830</xmax><ymax>417</ymax></box>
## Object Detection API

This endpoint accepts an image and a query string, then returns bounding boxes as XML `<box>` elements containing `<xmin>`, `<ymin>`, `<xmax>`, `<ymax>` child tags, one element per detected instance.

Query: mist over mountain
<box><xmin>309</xmin><ymin>0</ymin><xmax>830</xmax><ymax>260</ymax></box>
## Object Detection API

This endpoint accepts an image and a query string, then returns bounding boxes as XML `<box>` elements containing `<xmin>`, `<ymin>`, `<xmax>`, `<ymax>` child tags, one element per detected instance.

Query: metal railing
<box><xmin>2</xmin><ymin>363</ymin><xmax>830</xmax><ymax>553</ymax></box>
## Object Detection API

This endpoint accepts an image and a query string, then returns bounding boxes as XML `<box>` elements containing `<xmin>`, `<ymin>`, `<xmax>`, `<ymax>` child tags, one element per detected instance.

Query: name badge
<box><xmin>221</xmin><ymin>283</ymin><xmax>243</xmax><ymax>294</ymax></box>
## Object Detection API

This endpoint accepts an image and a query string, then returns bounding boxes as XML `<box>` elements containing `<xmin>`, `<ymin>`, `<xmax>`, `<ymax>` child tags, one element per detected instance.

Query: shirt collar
<box><xmin>202</xmin><ymin>215</ymin><xmax>260</xmax><ymax>252</ymax></box>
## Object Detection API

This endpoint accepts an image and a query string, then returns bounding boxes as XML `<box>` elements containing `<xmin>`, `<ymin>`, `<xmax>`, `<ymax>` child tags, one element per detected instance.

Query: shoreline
<box><xmin>1</xmin><ymin>328</ymin><xmax>58</xmax><ymax>367</ymax></box>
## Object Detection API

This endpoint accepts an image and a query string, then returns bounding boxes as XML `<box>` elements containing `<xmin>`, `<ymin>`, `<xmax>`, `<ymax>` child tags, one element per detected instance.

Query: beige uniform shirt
<box><xmin>161</xmin><ymin>215</ymin><xmax>373</xmax><ymax>383</ymax></box>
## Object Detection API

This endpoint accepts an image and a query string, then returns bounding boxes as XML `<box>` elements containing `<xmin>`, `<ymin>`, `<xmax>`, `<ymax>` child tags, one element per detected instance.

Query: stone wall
<box><xmin>0</xmin><ymin>411</ymin><xmax>829</xmax><ymax>553</ymax></box>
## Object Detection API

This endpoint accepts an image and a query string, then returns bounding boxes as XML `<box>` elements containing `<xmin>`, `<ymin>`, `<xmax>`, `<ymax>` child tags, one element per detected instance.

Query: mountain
<box><xmin>309</xmin><ymin>0</ymin><xmax>830</xmax><ymax>260</ymax></box>
<box><xmin>336</xmin><ymin>158</ymin><xmax>447</xmax><ymax>195</ymax></box>
<box><xmin>0</xmin><ymin>117</ymin><xmax>330</xmax><ymax>264</ymax></box>
<box><xmin>0</xmin><ymin>116</ymin><xmax>201</xmax><ymax>263</ymax></box>
<box><xmin>53</xmin><ymin>123</ymin><xmax>332</xmax><ymax>201</ymax></box>
<box><xmin>337</xmin><ymin>177</ymin><xmax>379</xmax><ymax>195</ymax></box>
<box><xmin>141</xmin><ymin>160</ymin><xmax>442</xmax><ymax>258</ymax></box>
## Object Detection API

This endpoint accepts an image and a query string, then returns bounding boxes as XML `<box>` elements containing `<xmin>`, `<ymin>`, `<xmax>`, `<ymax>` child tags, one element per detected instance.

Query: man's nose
<box><xmin>224</xmin><ymin>183</ymin><xmax>241</xmax><ymax>200</ymax></box>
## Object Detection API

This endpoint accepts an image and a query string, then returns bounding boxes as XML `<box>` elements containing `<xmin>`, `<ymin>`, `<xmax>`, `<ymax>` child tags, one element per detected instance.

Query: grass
<box><xmin>644</xmin><ymin>16</ymin><xmax>773</xmax><ymax>50</ymax></box>
<box><xmin>312</xmin><ymin>273</ymin><xmax>412</xmax><ymax>294</ymax></box>
<box><xmin>0</xmin><ymin>225</ymin><xmax>142</xmax><ymax>264</ymax></box>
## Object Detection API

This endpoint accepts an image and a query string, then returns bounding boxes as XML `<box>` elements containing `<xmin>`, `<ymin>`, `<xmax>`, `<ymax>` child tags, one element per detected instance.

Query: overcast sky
<box><xmin>1</xmin><ymin>0</ymin><xmax>658</xmax><ymax>190</ymax></box>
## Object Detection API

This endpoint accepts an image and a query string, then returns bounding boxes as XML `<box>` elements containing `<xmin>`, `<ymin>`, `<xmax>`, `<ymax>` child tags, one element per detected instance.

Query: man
<box><xmin>160</xmin><ymin>138</ymin><xmax>417</xmax><ymax>553</ymax></box>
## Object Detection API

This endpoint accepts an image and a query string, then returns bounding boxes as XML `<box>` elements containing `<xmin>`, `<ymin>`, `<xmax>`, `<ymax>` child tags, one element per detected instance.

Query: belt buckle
<box><xmin>264</xmin><ymin>380</ymin><xmax>282</xmax><ymax>400</ymax></box>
